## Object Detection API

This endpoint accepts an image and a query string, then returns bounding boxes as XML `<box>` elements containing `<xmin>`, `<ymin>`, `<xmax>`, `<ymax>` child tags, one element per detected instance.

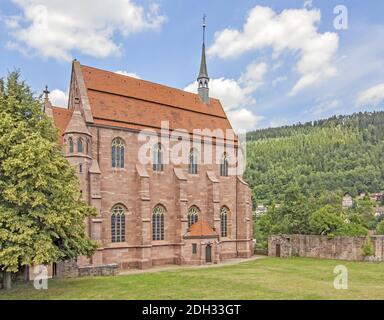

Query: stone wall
<box><xmin>78</xmin><ymin>264</ymin><xmax>119</xmax><ymax>277</ymax></box>
<box><xmin>268</xmin><ymin>234</ymin><xmax>384</xmax><ymax>261</ymax></box>
<box><xmin>55</xmin><ymin>260</ymin><xmax>119</xmax><ymax>278</ymax></box>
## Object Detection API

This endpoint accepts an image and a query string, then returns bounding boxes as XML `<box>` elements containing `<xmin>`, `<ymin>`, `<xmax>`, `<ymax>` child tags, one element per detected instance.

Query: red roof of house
<box><xmin>184</xmin><ymin>220</ymin><xmax>218</xmax><ymax>238</ymax></box>
<box><xmin>80</xmin><ymin>65</ymin><xmax>234</xmax><ymax>136</ymax></box>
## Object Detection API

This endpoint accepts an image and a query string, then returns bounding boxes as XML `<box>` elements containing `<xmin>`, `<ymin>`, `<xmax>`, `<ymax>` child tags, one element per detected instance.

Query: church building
<box><xmin>44</xmin><ymin>27</ymin><xmax>253</xmax><ymax>270</ymax></box>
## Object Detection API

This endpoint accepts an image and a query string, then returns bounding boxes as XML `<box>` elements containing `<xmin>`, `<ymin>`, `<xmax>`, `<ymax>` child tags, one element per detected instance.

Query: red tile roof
<box><xmin>51</xmin><ymin>107</ymin><xmax>73</xmax><ymax>142</ymax></box>
<box><xmin>80</xmin><ymin>65</ymin><xmax>234</xmax><ymax>137</ymax></box>
<box><xmin>184</xmin><ymin>220</ymin><xmax>218</xmax><ymax>239</ymax></box>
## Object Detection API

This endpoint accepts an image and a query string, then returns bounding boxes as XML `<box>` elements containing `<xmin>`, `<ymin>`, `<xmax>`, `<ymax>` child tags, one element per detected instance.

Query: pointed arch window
<box><xmin>153</xmin><ymin>143</ymin><xmax>164</xmax><ymax>172</ymax></box>
<box><xmin>68</xmin><ymin>137</ymin><xmax>74</xmax><ymax>153</ymax></box>
<box><xmin>152</xmin><ymin>205</ymin><xmax>165</xmax><ymax>240</ymax></box>
<box><xmin>220</xmin><ymin>153</ymin><xmax>229</xmax><ymax>177</ymax></box>
<box><xmin>188</xmin><ymin>149</ymin><xmax>198</xmax><ymax>174</ymax></box>
<box><xmin>220</xmin><ymin>206</ymin><xmax>229</xmax><ymax>237</ymax></box>
<box><xmin>187</xmin><ymin>206</ymin><xmax>200</xmax><ymax>228</ymax></box>
<box><xmin>77</xmin><ymin>138</ymin><xmax>83</xmax><ymax>153</ymax></box>
<box><xmin>111</xmin><ymin>205</ymin><xmax>126</xmax><ymax>242</ymax></box>
<box><xmin>86</xmin><ymin>139</ymin><xmax>90</xmax><ymax>155</ymax></box>
<box><xmin>112</xmin><ymin>138</ymin><xmax>125</xmax><ymax>168</ymax></box>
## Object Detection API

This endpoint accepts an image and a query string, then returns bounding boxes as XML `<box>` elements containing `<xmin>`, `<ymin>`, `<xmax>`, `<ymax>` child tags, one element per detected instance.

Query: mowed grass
<box><xmin>1</xmin><ymin>257</ymin><xmax>384</xmax><ymax>300</ymax></box>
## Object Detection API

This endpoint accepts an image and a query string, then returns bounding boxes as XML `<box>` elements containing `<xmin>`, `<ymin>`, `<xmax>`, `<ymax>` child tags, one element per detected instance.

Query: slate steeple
<box><xmin>197</xmin><ymin>15</ymin><xmax>210</xmax><ymax>104</ymax></box>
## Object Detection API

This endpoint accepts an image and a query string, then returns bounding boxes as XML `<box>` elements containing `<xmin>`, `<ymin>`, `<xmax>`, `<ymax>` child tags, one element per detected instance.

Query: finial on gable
<box><xmin>43</xmin><ymin>85</ymin><xmax>50</xmax><ymax>102</ymax></box>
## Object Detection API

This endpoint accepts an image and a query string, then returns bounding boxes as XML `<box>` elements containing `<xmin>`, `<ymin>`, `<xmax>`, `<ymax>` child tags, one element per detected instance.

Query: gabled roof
<box><xmin>80</xmin><ymin>64</ymin><xmax>234</xmax><ymax>138</ymax></box>
<box><xmin>184</xmin><ymin>220</ymin><xmax>218</xmax><ymax>239</ymax></box>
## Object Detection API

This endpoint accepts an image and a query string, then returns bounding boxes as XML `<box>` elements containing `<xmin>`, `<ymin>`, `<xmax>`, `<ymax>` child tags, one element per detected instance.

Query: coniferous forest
<box><xmin>245</xmin><ymin>111</ymin><xmax>384</xmax><ymax>248</ymax></box>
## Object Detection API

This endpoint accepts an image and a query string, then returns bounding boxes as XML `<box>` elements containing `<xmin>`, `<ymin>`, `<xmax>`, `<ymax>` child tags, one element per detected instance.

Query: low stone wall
<box><xmin>268</xmin><ymin>234</ymin><xmax>384</xmax><ymax>261</ymax></box>
<box><xmin>78</xmin><ymin>264</ymin><xmax>119</xmax><ymax>277</ymax></box>
<box><xmin>56</xmin><ymin>260</ymin><xmax>119</xmax><ymax>278</ymax></box>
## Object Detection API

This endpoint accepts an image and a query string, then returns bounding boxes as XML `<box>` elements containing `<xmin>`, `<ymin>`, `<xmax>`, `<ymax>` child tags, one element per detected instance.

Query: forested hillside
<box><xmin>245</xmin><ymin>111</ymin><xmax>384</xmax><ymax>207</ymax></box>
<box><xmin>245</xmin><ymin>111</ymin><xmax>384</xmax><ymax>248</ymax></box>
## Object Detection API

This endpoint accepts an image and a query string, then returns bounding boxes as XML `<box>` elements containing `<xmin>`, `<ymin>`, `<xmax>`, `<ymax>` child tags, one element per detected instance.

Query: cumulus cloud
<box><xmin>208</xmin><ymin>6</ymin><xmax>339</xmax><ymax>95</ymax></box>
<box><xmin>49</xmin><ymin>89</ymin><xmax>68</xmax><ymax>107</ymax></box>
<box><xmin>356</xmin><ymin>83</ymin><xmax>384</xmax><ymax>107</ymax></box>
<box><xmin>115</xmin><ymin>70</ymin><xmax>141</xmax><ymax>79</ymax></box>
<box><xmin>184</xmin><ymin>62</ymin><xmax>267</xmax><ymax>130</ymax></box>
<box><xmin>227</xmin><ymin>108</ymin><xmax>264</xmax><ymax>131</ymax></box>
<box><xmin>5</xmin><ymin>0</ymin><xmax>166</xmax><ymax>61</ymax></box>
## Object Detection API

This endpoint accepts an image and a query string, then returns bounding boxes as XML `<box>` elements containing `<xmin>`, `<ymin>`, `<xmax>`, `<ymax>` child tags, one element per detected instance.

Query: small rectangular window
<box><xmin>192</xmin><ymin>243</ymin><xmax>197</xmax><ymax>254</ymax></box>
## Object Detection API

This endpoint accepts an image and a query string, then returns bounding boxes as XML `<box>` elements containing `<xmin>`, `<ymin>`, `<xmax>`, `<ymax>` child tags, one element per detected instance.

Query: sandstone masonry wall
<box><xmin>268</xmin><ymin>234</ymin><xmax>384</xmax><ymax>261</ymax></box>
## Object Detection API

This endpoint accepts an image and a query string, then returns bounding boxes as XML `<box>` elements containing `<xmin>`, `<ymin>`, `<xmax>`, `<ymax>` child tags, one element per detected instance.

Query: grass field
<box><xmin>1</xmin><ymin>257</ymin><xmax>384</xmax><ymax>300</ymax></box>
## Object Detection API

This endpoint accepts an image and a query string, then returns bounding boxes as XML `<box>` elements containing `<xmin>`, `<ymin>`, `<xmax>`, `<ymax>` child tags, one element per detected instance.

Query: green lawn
<box><xmin>1</xmin><ymin>257</ymin><xmax>384</xmax><ymax>300</ymax></box>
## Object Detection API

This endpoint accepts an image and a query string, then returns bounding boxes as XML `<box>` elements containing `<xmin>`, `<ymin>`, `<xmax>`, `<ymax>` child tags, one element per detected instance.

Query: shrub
<box><xmin>376</xmin><ymin>220</ymin><xmax>384</xmax><ymax>235</ymax></box>
<box><xmin>362</xmin><ymin>238</ymin><xmax>374</xmax><ymax>257</ymax></box>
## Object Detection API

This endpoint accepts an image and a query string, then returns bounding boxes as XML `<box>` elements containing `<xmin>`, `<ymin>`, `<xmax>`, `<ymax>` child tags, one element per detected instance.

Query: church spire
<box><xmin>197</xmin><ymin>15</ymin><xmax>210</xmax><ymax>104</ymax></box>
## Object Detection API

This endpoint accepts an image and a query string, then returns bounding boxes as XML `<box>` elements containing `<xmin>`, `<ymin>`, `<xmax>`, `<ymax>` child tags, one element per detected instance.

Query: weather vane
<box><xmin>203</xmin><ymin>14</ymin><xmax>207</xmax><ymax>44</ymax></box>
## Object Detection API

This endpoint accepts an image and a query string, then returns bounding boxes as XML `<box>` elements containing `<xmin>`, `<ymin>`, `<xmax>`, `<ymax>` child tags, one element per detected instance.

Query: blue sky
<box><xmin>1</xmin><ymin>0</ymin><xmax>384</xmax><ymax>130</ymax></box>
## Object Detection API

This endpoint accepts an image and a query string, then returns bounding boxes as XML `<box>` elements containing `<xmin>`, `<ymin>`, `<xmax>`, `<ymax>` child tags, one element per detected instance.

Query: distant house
<box><xmin>255</xmin><ymin>205</ymin><xmax>268</xmax><ymax>217</ymax></box>
<box><xmin>370</xmin><ymin>193</ymin><xmax>383</xmax><ymax>203</ymax></box>
<box><xmin>358</xmin><ymin>192</ymin><xmax>366</xmax><ymax>199</ymax></box>
<box><xmin>342</xmin><ymin>194</ymin><xmax>353</xmax><ymax>208</ymax></box>
<box><xmin>375</xmin><ymin>207</ymin><xmax>384</xmax><ymax>217</ymax></box>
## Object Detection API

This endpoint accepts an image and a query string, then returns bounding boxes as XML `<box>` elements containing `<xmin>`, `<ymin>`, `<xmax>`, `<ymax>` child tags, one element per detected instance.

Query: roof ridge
<box><xmin>80</xmin><ymin>64</ymin><xmax>221</xmax><ymax>103</ymax></box>
<box><xmin>87</xmin><ymin>87</ymin><xmax>228</xmax><ymax>120</ymax></box>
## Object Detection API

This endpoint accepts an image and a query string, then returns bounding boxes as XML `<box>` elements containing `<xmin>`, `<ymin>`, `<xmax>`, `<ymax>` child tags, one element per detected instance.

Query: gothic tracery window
<box><xmin>152</xmin><ymin>205</ymin><xmax>165</xmax><ymax>240</ymax></box>
<box><xmin>77</xmin><ymin>138</ymin><xmax>83</xmax><ymax>153</ymax></box>
<box><xmin>112</xmin><ymin>137</ymin><xmax>125</xmax><ymax>168</ymax></box>
<box><xmin>220</xmin><ymin>152</ymin><xmax>229</xmax><ymax>177</ymax></box>
<box><xmin>69</xmin><ymin>137</ymin><xmax>74</xmax><ymax>153</ymax></box>
<box><xmin>153</xmin><ymin>143</ymin><xmax>164</xmax><ymax>172</ymax></box>
<box><xmin>220</xmin><ymin>206</ymin><xmax>229</xmax><ymax>237</ymax></box>
<box><xmin>188</xmin><ymin>149</ymin><xmax>198</xmax><ymax>174</ymax></box>
<box><xmin>111</xmin><ymin>205</ymin><xmax>126</xmax><ymax>243</ymax></box>
<box><xmin>187</xmin><ymin>205</ymin><xmax>200</xmax><ymax>228</ymax></box>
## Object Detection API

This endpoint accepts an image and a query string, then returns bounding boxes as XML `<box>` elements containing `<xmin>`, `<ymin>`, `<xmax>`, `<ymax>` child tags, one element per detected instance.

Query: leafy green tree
<box><xmin>354</xmin><ymin>196</ymin><xmax>376</xmax><ymax>228</ymax></box>
<box><xmin>309</xmin><ymin>205</ymin><xmax>345</xmax><ymax>235</ymax></box>
<box><xmin>376</xmin><ymin>220</ymin><xmax>384</xmax><ymax>235</ymax></box>
<box><xmin>0</xmin><ymin>72</ymin><xmax>97</xmax><ymax>290</ymax></box>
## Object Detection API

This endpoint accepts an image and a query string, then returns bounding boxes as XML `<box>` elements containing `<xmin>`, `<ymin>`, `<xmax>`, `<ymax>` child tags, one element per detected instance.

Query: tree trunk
<box><xmin>3</xmin><ymin>271</ymin><xmax>12</xmax><ymax>290</ymax></box>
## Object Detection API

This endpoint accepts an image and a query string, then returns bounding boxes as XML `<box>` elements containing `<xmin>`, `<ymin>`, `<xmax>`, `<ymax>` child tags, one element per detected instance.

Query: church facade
<box><xmin>44</xmin><ymin>40</ymin><xmax>253</xmax><ymax>270</ymax></box>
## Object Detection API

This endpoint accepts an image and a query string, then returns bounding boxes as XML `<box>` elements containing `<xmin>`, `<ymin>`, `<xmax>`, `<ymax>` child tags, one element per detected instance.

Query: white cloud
<box><xmin>208</xmin><ymin>6</ymin><xmax>339</xmax><ymax>95</ymax></box>
<box><xmin>309</xmin><ymin>99</ymin><xmax>340</xmax><ymax>116</ymax></box>
<box><xmin>356</xmin><ymin>83</ymin><xmax>384</xmax><ymax>107</ymax></box>
<box><xmin>5</xmin><ymin>0</ymin><xmax>166</xmax><ymax>61</ymax></box>
<box><xmin>184</xmin><ymin>77</ymin><xmax>254</xmax><ymax>112</ymax></box>
<box><xmin>227</xmin><ymin>108</ymin><xmax>264</xmax><ymax>131</ymax></box>
<box><xmin>184</xmin><ymin>62</ymin><xmax>267</xmax><ymax>130</ymax></box>
<box><xmin>115</xmin><ymin>70</ymin><xmax>141</xmax><ymax>79</ymax></box>
<box><xmin>49</xmin><ymin>89</ymin><xmax>68</xmax><ymax>107</ymax></box>
<box><xmin>239</xmin><ymin>62</ymin><xmax>267</xmax><ymax>94</ymax></box>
